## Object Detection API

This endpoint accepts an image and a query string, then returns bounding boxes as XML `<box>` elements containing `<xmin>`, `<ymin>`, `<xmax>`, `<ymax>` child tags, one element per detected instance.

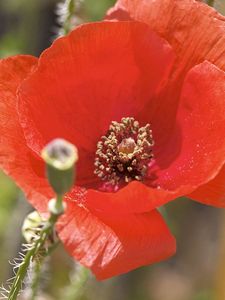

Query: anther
<box><xmin>94</xmin><ymin>117</ymin><xmax>154</xmax><ymax>185</ymax></box>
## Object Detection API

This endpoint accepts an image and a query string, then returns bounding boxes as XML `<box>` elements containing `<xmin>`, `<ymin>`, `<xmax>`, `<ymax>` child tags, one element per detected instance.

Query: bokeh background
<box><xmin>0</xmin><ymin>1</ymin><xmax>225</xmax><ymax>299</ymax></box>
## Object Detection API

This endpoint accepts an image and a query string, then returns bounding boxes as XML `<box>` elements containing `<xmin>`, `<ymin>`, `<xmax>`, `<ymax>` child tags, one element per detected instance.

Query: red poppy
<box><xmin>0</xmin><ymin>0</ymin><xmax>224</xmax><ymax>280</ymax></box>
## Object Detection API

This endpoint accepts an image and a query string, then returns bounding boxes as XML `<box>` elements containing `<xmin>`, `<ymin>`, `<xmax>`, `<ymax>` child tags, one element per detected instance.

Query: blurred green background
<box><xmin>0</xmin><ymin>1</ymin><xmax>225</xmax><ymax>299</ymax></box>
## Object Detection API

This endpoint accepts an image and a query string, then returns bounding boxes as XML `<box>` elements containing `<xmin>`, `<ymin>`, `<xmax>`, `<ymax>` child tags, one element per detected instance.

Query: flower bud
<box><xmin>41</xmin><ymin>138</ymin><xmax>78</xmax><ymax>195</ymax></box>
<box><xmin>22</xmin><ymin>211</ymin><xmax>46</xmax><ymax>244</ymax></box>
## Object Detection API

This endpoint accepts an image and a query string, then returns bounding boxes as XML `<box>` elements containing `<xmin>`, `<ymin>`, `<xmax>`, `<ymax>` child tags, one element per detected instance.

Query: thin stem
<box><xmin>29</xmin><ymin>240</ymin><xmax>59</xmax><ymax>300</ymax></box>
<box><xmin>58</xmin><ymin>0</ymin><xmax>76</xmax><ymax>36</ymax></box>
<box><xmin>29</xmin><ymin>259</ymin><xmax>43</xmax><ymax>300</ymax></box>
<box><xmin>57</xmin><ymin>0</ymin><xmax>83</xmax><ymax>36</ymax></box>
<box><xmin>65</xmin><ymin>265</ymin><xmax>90</xmax><ymax>300</ymax></box>
<box><xmin>8</xmin><ymin>245</ymin><xmax>37</xmax><ymax>300</ymax></box>
<box><xmin>63</xmin><ymin>0</ymin><xmax>76</xmax><ymax>35</ymax></box>
<box><xmin>55</xmin><ymin>194</ymin><xmax>64</xmax><ymax>213</ymax></box>
<box><xmin>8</xmin><ymin>214</ymin><xmax>58</xmax><ymax>300</ymax></box>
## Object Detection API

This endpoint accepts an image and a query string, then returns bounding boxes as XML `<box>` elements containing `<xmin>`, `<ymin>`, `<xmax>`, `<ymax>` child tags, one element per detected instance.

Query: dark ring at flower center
<box><xmin>94</xmin><ymin>117</ymin><xmax>154</xmax><ymax>185</ymax></box>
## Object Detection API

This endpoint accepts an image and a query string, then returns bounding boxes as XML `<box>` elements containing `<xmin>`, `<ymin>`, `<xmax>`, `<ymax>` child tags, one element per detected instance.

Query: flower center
<box><xmin>94</xmin><ymin>117</ymin><xmax>154</xmax><ymax>185</ymax></box>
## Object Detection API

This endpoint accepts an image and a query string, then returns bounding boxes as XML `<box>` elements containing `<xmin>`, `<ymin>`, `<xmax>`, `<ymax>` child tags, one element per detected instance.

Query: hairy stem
<box><xmin>65</xmin><ymin>264</ymin><xmax>90</xmax><ymax>300</ymax></box>
<box><xmin>29</xmin><ymin>259</ymin><xmax>43</xmax><ymax>300</ymax></box>
<box><xmin>63</xmin><ymin>0</ymin><xmax>76</xmax><ymax>35</ymax></box>
<box><xmin>8</xmin><ymin>246</ymin><xmax>36</xmax><ymax>300</ymax></box>
<box><xmin>57</xmin><ymin>0</ymin><xmax>82</xmax><ymax>36</ymax></box>
<box><xmin>8</xmin><ymin>214</ymin><xmax>58</xmax><ymax>300</ymax></box>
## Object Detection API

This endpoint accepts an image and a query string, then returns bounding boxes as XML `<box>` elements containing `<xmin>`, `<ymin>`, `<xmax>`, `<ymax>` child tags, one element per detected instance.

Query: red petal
<box><xmin>0</xmin><ymin>56</ymin><xmax>52</xmax><ymax>211</ymax></box>
<box><xmin>155</xmin><ymin>62</ymin><xmax>225</xmax><ymax>197</ymax></box>
<box><xmin>81</xmin><ymin>181</ymin><xmax>188</xmax><ymax>215</ymax></box>
<box><xmin>107</xmin><ymin>0</ymin><xmax>225</xmax><ymax>72</ymax></box>
<box><xmin>18</xmin><ymin>21</ymin><xmax>174</xmax><ymax>187</ymax></box>
<box><xmin>57</xmin><ymin>201</ymin><xmax>176</xmax><ymax>280</ymax></box>
<box><xmin>188</xmin><ymin>165</ymin><xmax>225</xmax><ymax>207</ymax></box>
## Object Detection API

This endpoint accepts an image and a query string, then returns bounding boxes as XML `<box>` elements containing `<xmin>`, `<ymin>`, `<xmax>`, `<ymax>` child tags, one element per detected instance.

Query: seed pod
<box><xmin>41</xmin><ymin>138</ymin><xmax>78</xmax><ymax>195</ymax></box>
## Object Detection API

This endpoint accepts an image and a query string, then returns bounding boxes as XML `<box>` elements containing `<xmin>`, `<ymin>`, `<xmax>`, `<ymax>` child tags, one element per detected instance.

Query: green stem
<box><xmin>61</xmin><ymin>0</ymin><xmax>76</xmax><ymax>35</ymax></box>
<box><xmin>8</xmin><ymin>245</ymin><xmax>36</xmax><ymax>300</ymax></box>
<box><xmin>57</xmin><ymin>0</ymin><xmax>84</xmax><ymax>36</ymax></box>
<box><xmin>8</xmin><ymin>214</ymin><xmax>58</xmax><ymax>300</ymax></box>
<box><xmin>29</xmin><ymin>259</ymin><xmax>43</xmax><ymax>300</ymax></box>
<box><xmin>29</xmin><ymin>240</ymin><xmax>59</xmax><ymax>300</ymax></box>
<box><xmin>56</xmin><ymin>194</ymin><xmax>64</xmax><ymax>213</ymax></box>
<box><xmin>65</xmin><ymin>265</ymin><xmax>90</xmax><ymax>300</ymax></box>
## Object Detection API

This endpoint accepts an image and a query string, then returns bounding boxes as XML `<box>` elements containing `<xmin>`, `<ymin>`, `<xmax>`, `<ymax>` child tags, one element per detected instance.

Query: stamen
<box><xmin>94</xmin><ymin>117</ymin><xmax>154</xmax><ymax>185</ymax></box>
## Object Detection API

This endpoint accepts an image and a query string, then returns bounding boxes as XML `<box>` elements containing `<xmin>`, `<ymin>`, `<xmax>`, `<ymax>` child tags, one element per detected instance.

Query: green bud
<box><xmin>22</xmin><ymin>211</ymin><xmax>58</xmax><ymax>249</ymax></box>
<box><xmin>22</xmin><ymin>211</ymin><xmax>46</xmax><ymax>244</ymax></box>
<box><xmin>41</xmin><ymin>138</ymin><xmax>78</xmax><ymax>195</ymax></box>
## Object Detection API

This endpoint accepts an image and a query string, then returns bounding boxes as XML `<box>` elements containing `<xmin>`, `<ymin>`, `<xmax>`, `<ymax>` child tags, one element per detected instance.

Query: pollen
<box><xmin>94</xmin><ymin>117</ymin><xmax>154</xmax><ymax>185</ymax></box>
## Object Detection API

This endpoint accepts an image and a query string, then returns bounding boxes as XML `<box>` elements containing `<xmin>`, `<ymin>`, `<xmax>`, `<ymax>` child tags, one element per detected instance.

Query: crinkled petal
<box><xmin>81</xmin><ymin>181</ymin><xmax>188</xmax><ymax>215</ymax></box>
<box><xmin>154</xmin><ymin>62</ymin><xmax>225</xmax><ymax>201</ymax></box>
<box><xmin>57</xmin><ymin>201</ymin><xmax>176</xmax><ymax>280</ymax></box>
<box><xmin>0</xmin><ymin>56</ymin><xmax>52</xmax><ymax>211</ymax></box>
<box><xmin>17</xmin><ymin>21</ymin><xmax>174</xmax><ymax>187</ymax></box>
<box><xmin>107</xmin><ymin>0</ymin><xmax>225</xmax><ymax>72</ymax></box>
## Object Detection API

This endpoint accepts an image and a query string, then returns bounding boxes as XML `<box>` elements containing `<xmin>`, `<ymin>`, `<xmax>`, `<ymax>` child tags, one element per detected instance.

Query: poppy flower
<box><xmin>0</xmin><ymin>0</ymin><xmax>224</xmax><ymax>280</ymax></box>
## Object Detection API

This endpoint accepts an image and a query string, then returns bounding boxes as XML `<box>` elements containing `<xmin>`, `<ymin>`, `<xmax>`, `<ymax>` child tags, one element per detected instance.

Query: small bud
<box><xmin>22</xmin><ymin>211</ymin><xmax>57</xmax><ymax>249</ymax></box>
<box><xmin>22</xmin><ymin>211</ymin><xmax>46</xmax><ymax>244</ymax></box>
<box><xmin>48</xmin><ymin>198</ymin><xmax>67</xmax><ymax>215</ymax></box>
<box><xmin>41</xmin><ymin>138</ymin><xmax>78</xmax><ymax>195</ymax></box>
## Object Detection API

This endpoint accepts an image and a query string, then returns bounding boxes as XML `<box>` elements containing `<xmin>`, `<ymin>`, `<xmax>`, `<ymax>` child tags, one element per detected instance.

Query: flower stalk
<box><xmin>8</xmin><ymin>212</ymin><xmax>59</xmax><ymax>300</ymax></box>
<box><xmin>64</xmin><ymin>264</ymin><xmax>90</xmax><ymax>300</ymax></box>
<box><xmin>29</xmin><ymin>256</ymin><xmax>44</xmax><ymax>300</ymax></box>
<box><xmin>56</xmin><ymin>0</ymin><xmax>83</xmax><ymax>36</ymax></box>
<box><xmin>6</xmin><ymin>138</ymin><xmax>79</xmax><ymax>300</ymax></box>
